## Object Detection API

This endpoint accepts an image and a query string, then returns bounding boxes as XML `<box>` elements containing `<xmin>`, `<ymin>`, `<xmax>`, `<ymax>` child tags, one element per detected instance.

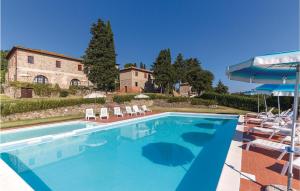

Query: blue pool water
<box><xmin>0</xmin><ymin>122</ymin><xmax>98</xmax><ymax>143</ymax></box>
<box><xmin>0</xmin><ymin>114</ymin><xmax>238</xmax><ymax>191</ymax></box>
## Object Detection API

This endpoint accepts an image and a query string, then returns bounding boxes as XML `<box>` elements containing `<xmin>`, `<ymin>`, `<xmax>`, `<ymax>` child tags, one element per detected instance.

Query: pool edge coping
<box><xmin>216</xmin><ymin>115</ymin><xmax>243</xmax><ymax>191</ymax></box>
<box><xmin>0</xmin><ymin>158</ymin><xmax>34</xmax><ymax>191</ymax></box>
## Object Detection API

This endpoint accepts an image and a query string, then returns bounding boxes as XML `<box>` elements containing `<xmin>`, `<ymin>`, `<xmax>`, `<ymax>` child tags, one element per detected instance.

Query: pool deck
<box><xmin>240</xmin><ymin>117</ymin><xmax>300</xmax><ymax>190</ymax></box>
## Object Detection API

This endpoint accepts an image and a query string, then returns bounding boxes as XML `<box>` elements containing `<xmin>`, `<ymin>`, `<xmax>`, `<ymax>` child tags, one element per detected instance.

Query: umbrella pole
<box><xmin>264</xmin><ymin>95</ymin><xmax>268</xmax><ymax>113</ymax></box>
<box><xmin>277</xmin><ymin>96</ymin><xmax>280</xmax><ymax>115</ymax></box>
<box><xmin>257</xmin><ymin>94</ymin><xmax>260</xmax><ymax>113</ymax></box>
<box><xmin>287</xmin><ymin>65</ymin><xmax>300</xmax><ymax>190</ymax></box>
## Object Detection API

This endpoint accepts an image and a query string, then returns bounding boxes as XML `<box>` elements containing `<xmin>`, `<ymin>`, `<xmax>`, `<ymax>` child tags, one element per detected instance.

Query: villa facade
<box><xmin>6</xmin><ymin>46</ymin><xmax>90</xmax><ymax>89</ymax></box>
<box><xmin>119</xmin><ymin>67</ymin><xmax>154</xmax><ymax>93</ymax></box>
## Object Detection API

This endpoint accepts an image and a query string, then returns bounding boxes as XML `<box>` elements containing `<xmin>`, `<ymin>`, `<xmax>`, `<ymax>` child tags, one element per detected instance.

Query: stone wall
<box><xmin>3</xmin><ymin>86</ymin><xmax>21</xmax><ymax>99</ymax></box>
<box><xmin>1</xmin><ymin>100</ymin><xmax>154</xmax><ymax>122</ymax></box>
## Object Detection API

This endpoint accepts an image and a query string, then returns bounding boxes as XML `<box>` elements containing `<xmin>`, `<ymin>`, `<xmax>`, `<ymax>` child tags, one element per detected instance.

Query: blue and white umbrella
<box><xmin>227</xmin><ymin>51</ymin><xmax>300</xmax><ymax>190</ymax></box>
<box><xmin>255</xmin><ymin>84</ymin><xmax>300</xmax><ymax>114</ymax></box>
<box><xmin>243</xmin><ymin>89</ymin><xmax>267</xmax><ymax>113</ymax></box>
<box><xmin>256</xmin><ymin>84</ymin><xmax>300</xmax><ymax>97</ymax></box>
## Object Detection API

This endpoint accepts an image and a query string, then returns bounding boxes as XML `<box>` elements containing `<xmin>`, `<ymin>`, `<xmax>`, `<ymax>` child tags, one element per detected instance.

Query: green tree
<box><xmin>83</xmin><ymin>19</ymin><xmax>118</xmax><ymax>92</ymax></box>
<box><xmin>1</xmin><ymin>50</ymin><xmax>8</xmax><ymax>71</ymax></box>
<box><xmin>0</xmin><ymin>50</ymin><xmax>8</xmax><ymax>83</ymax></box>
<box><xmin>214</xmin><ymin>80</ymin><xmax>229</xmax><ymax>94</ymax></box>
<box><xmin>185</xmin><ymin>58</ymin><xmax>214</xmax><ymax>95</ymax></box>
<box><xmin>173</xmin><ymin>53</ymin><xmax>186</xmax><ymax>83</ymax></box>
<box><xmin>124</xmin><ymin>63</ymin><xmax>137</xmax><ymax>68</ymax></box>
<box><xmin>139</xmin><ymin>62</ymin><xmax>146</xmax><ymax>69</ymax></box>
<box><xmin>152</xmin><ymin>49</ymin><xmax>175</xmax><ymax>94</ymax></box>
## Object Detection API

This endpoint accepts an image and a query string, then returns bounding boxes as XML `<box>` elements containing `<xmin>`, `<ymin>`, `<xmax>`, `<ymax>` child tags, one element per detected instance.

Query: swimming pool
<box><xmin>0</xmin><ymin>121</ymin><xmax>99</xmax><ymax>144</ymax></box>
<box><xmin>0</xmin><ymin>113</ymin><xmax>238</xmax><ymax>191</ymax></box>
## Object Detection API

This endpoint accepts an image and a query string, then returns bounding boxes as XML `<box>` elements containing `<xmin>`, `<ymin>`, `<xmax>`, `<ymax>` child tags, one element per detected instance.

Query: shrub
<box><xmin>53</xmin><ymin>84</ymin><xmax>61</xmax><ymax>94</ymax></box>
<box><xmin>190</xmin><ymin>98</ymin><xmax>217</xmax><ymax>106</ymax></box>
<box><xmin>199</xmin><ymin>92</ymin><xmax>263</xmax><ymax>111</ymax></box>
<box><xmin>32</xmin><ymin>83</ymin><xmax>52</xmax><ymax>96</ymax></box>
<box><xmin>167</xmin><ymin>97</ymin><xmax>189</xmax><ymax>103</ymax></box>
<box><xmin>113</xmin><ymin>93</ymin><xmax>171</xmax><ymax>103</ymax></box>
<box><xmin>1</xmin><ymin>98</ymin><xmax>105</xmax><ymax>116</ymax></box>
<box><xmin>68</xmin><ymin>86</ymin><xmax>77</xmax><ymax>95</ymax></box>
<box><xmin>113</xmin><ymin>94</ymin><xmax>136</xmax><ymax>103</ymax></box>
<box><xmin>144</xmin><ymin>93</ymin><xmax>169</xmax><ymax>100</ymax></box>
<box><xmin>59</xmin><ymin>90</ymin><xmax>69</xmax><ymax>97</ymax></box>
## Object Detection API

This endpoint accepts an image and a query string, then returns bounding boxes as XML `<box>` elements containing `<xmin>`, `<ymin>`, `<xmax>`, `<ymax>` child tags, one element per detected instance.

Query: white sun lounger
<box><xmin>246</xmin><ymin>139</ymin><xmax>289</xmax><ymax>160</ymax></box>
<box><xmin>141</xmin><ymin>105</ymin><xmax>152</xmax><ymax>112</ymax></box>
<box><xmin>126</xmin><ymin>106</ymin><xmax>136</xmax><ymax>116</ymax></box>
<box><xmin>281</xmin><ymin>157</ymin><xmax>300</xmax><ymax>175</ymax></box>
<box><xmin>133</xmin><ymin>105</ymin><xmax>145</xmax><ymax>115</ymax></box>
<box><xmin>247</xmin><ymin>127</ymin><xmax>280</xmax><ymax>139</ymax></box>
<box><xmin>99</xmin><ymin>108</ymin><xmax>109</xmax><ymax>119</ymax></box>
<box><xmin>114</xmin><ymin>107</ymin><xmax>124</xmax><ymax>117</ymax></box>
<box><xmin>248</xmin><ymin>124</ymin><xmax>295</xmax><ymax>139</ymax></box>
<box><xmin>246</xmin><ymin>108</ymin><xmax>275</xmax><ymax>118</ymax></box>
<box><xmin>85</xmin><ymin>108</ymin><xmax>96</xmax><ymax>120</ymax></box>
<box><xmin>245</xmin><ymin>118</ymin><xmax>264</xmax><ymax>125</ymax></box>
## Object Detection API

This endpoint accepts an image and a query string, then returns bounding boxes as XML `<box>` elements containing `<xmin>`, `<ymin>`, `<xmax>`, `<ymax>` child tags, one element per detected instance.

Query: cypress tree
<box><xmin>173</xmin><ymin>53</ymin><xmax>186</xmax><ymax>83</ymax></box>
<box><xmin>214</xmin><ymin>80</ymin><xmax>229</xmax><ymax>94</ymax></box>
<box><xmin>83</xmin><ymin>19</ymin><xmax>118</xmax><ymax>92</ymax></box>
<box><xmin>152</xmin><ymin>49</ymin><xmax>175</xmax><ymax>94</ymax></box>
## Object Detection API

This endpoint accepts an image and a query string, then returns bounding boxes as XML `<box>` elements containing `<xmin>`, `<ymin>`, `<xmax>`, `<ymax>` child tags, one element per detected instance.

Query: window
<box><xmin>135</xmin><ymin>71</ymin><xmax>138</xmax><ymax>76</ymax></box>
<box><xmin>28</xmin><ymin>56</ymin><xmax>34</xmax><ymax>64</ymax></box>
<box><xmin>56</xmin><ymin>61</ymin><xmax>61</xmax><ymax>68</ymax></box>
<box><xmin>33</xmin><ymin>75</ymin><xmax>48</xmax><ymax>84</ymax></box>
<box><xmin>70</xmin><ymin>79</ymin><xmax>80</xmax><ymax>86</ymax></box>
<box><xmin>135</xmin><ymin>82</ymin><xmax>138</xmax><ymax>87</ymax></box>
<box><xmin>144</xmin><ymin>73</ymin><xmax>147</xmax><ymax>79</ymax></box>
<box><xmin>78</xmin><ymin>65</ymin><xmax>83</xmax><ymax>71</ymax></box>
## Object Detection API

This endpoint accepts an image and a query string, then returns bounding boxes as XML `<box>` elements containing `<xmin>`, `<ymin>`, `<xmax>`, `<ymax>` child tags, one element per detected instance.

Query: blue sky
<box><xmin>1</xmin><ymin>0</ymin><xmax>299</xmax><ymax>92</ymax></box>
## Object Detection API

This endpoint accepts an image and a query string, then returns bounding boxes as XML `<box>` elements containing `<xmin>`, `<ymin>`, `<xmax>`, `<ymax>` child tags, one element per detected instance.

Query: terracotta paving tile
<box><xmin>240</xmin><ymin>117</ymin><xmax>300</xmax><ymax>191</ymax></box>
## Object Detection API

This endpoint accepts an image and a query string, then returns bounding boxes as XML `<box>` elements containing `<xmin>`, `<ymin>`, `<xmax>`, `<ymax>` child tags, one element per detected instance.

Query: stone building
<box><xmin>179</xmin><ymin>82</ymin><xmax>192</xmax><ymax>97</ymax></box>
<box><xmin>119</xmin><ymin>67</ymin><xmax>154</xmax><ymax>93</ymax></box>
<box><xmin>6</xmin><ymin>46</ymin><xmax>90</xmax><ymax>89</ymax></box>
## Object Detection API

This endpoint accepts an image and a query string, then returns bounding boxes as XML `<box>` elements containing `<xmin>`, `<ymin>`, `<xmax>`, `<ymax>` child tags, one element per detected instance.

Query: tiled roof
<box><xmin>6</xmin><ymin>46</ymin><xmax>82</xmax><ymax>62</ymax></box>
<box><xmin>120</xmin><ymin>66</ymin><xmax>153</xmax><ymax>73</ymax></box>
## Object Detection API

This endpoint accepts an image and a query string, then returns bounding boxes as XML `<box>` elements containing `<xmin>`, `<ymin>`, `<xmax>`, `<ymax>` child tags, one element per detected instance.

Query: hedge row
<box><xmin>145</xmin><ymin>93</ymin><xmax>169</xmax><ymax>100</ymax></box>
<box><xmin>113</xmin><ymin>94</ymin><xmax>136</xmax><ymax>103</ymax></box>
<box><xmin>1</xmin><ymin>98</ymin><xmax>105</xmax><ymax>116</ymax></box>
<box><xmin>112</xmin><ymin>93</ymin><xmax>169</xmax><ymax>103</ymax></box>
<box><xmin>190</xmin><ymin>98</ymin><xmax>217</xmax><ymax>106</ymax></box>
<box><xmin>167</xmin><ymin>97</ymin><xmax>189</xmax><ymax>103</ymax></box>
<box><xmin>200</xmin><ymin>92</ymin><xmax>262</xmax><ymax>111</ymax></box>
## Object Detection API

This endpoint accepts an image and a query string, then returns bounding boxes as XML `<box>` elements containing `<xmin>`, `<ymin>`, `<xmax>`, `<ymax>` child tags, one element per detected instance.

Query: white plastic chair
<box><xmin>85</xmin><ymin>109</ymin><xmax>96</xmax><ymax>120</ymax></box>
<box><xmin>142</xmin><ymin>105</ymin><xmax>152</xmax><ymax>112</ymax></box>
<box><xmin>133</xmin><ymin>105</ymin><xmax>145</xmax><ymax>115</ymax></box>
<box><xmin>126</xmin><ymin>106</ymin><xmax>136</xmax><ymax>116</ymax></box>
<box><xmin>114</xmin><ymin>107</ymin><xmax>124</xmax><ymax>117</ymax></box>
<box><xmin>99</xmin><ymin>108</ymin><xmax>109</xmax><ymax>119</ymax></box>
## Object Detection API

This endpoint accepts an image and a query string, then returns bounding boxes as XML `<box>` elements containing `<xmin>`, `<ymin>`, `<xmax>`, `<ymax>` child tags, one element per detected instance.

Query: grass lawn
<box><xmin>0</xmin><ymin>105</ymin><xmax>247</xmax><ymax>130</ymax></box>
<box><xmin>0</xmin><ymin>94</ymin><xmax>11</xmax><ymax>102</ymax></box>
<box><xmin>1</xmin><ymin>114</ymin><xmax>84</xmax><ymax>130</ymax></box>
<box><xmin>0</xmin><ymin>94</ymin><xmax>84</xmax><ymax>103</ymax></box>
<box><xmin>151</xmin><ymin>105</ymin><xmax>248</xmax><ymax>115</ymax></box>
